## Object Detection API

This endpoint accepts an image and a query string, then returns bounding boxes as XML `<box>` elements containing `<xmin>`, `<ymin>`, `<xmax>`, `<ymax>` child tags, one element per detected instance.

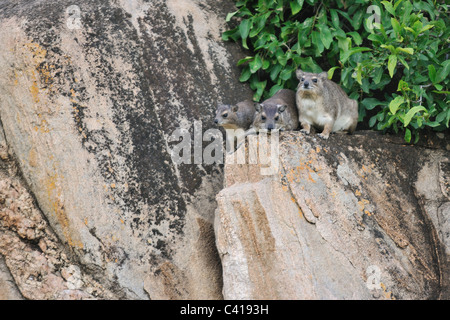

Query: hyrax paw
<box><xmin>317</xmin><ymin>133</ymin><xmax>329</xmax><ymax>140</ymax></box>
<box><xmin>300</xmin><ymin>129</ymin><xmax>310</xmax><ymax>135</ymax></box>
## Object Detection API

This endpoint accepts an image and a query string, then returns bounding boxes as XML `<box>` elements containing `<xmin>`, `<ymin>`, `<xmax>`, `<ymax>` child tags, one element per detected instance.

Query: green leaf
<box><xmin>362</xmin><ymin>98</ymin><xmax>383</xmax><ymax>111</ymax></box>
<box><xmin>436</xmin><ymin>60</ymin><xmax>450</xmax><ymax>83</ymax></box>
<box><xmin>237</xmin><ymin>56</ymin><xmax>254</xmax><ymax>66</ymax></box>
<box><xmin>239</xmin><ymin>19</ymin><xmax>251</xmax><ymax>40</ymax></box>
<box><xmin>347</xmin><ymin>32</ymin><xmax>362</xmax><ymax>46</ymax></box>
<box><xmin>350</xmin><ymin>9</ymin><xmax>364</xmax><ymax>30</ymax></box>
<box><xmin>270</xmin><ymin>64</ymin><xmax>282</xmax><ymax>81</ymax></box>
<box><xmin>404</xmin><ymin>106</ymin><xmax>427</xmax><ymax>127</ymax></box>
<box><xmin>381</xmin><ymin>1</ymin><xmax>396</xmax><ymax>16</ymax></box>
<box><xmin>398</xmin><ymin>56</ymin><xmax>409</xmax><ymax>69</ymax></box>
<box><xmin>397</xmin><ymin>47</ymin><xmax>414</xmax><ymax>55</ymax></box>
<box><xmin>253</xmin><ymin>80</ymin><xmax>267</xmax><ymax>102</ymax></box>
<box><xmin>226</xmin><ymin>11</ymin><xmax>238</xmax><ymax>22</ymax></box>
<box><xmin>249</xmin><ymin>54</ymin><xmax>263</xmax><ymax>73</ymax></box>
<box><xmin>381</xmin><ymin>44</ymin><xmax>396</xmax><ymax>54</ymax></box>
<box><xmin>419</xmin><ymin>24</ymin><xmax>434</xmax><ymax>34</ymax></box>
<box><xmin>388</xmin><ymin>54</ymin><xmax>397</xmax><ymax>78</ymax></box>
<box><xmin>369</xmin><ymin>115</ymin><xmax>378</xmax><ymax>127</ymax></box>
<box><xmin>389</xmin><ymin>96</ymin><xmax>404</xmax><ymax>114</ymax></box>
<box><xmin>391</xmin><ymin>18</ymin><xmax>401</xmax><ymax>37</ymax></box>
<box><xmin>275</xmin><ymin>48</ymin><xmax>288</xmax><ymax>66</ymax></box>
<box><xmin>312</xmin><ymin>31</ymin><xmax>324</xmax><ymax>54</ymax></box>
<box><xmin>318</xmin><ymin>25</ymin><xmax>333</xmax><ymax>49</ymax></box>
<box><xmin>428</xmin><ymin>64</ymin><xmax>436</xmax><ymax>83</ymax></box>
<box><xmin>239</xmin><ymin>66</ymin><xmax>251</xmax><ymax>82</ymax></box>
<box><xmin>404</xmin><ymin>128</ymin><xmax>411</xmax><ymax>143</ymax></box>
<box><xmin>330</xmin><ymin>9</ymin><xmax>340</xmax><ymax>29</ymax></box>
<box><xmin>434</xmin><ymin>83</ymin><xmax>443</xmax><ymax>91</ymax></box>
<box><xmin>290</xmin><ymin>0</ymin><xmax>304</xmax><ymax>15</ymax></box>
<box><xmin>373</xmin><ymin>67</ymin><xmax>383</xmax><ymax>84</ymax></box>
<box><xmin>327</xmin><ymin>66</ymin><xmax>340</xmax><ymax>80</ymax></box>
<box><xmin>280</xmin><ymin>68</ymin><xmax>293</xmax><ymax>81</ymax></box>
<box><xmin>341</xmin><ymin>47</ymin><xmax>371</xmax><ymax>63</ymax></box>
<box><xmin>356</xmin><ymin>64</ymin><xmax>362</xmax><ymax>85</ymax></box>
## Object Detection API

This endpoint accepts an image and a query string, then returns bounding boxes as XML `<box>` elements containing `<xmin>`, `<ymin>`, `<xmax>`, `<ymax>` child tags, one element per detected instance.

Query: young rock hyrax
<box><xmin>214</xmin><ymin>100</ymin><xmax>255</xmax><ymax>131</ymax></box>
<box><xmin>214</xmin><ymin>100</ymin><xmax>255</xmax><ymax>151</ymax></box>
<box><xmin>295</xmin><ymin>69</ymin><xmax>358</xmax><ymax>139</ymax></box>
<box><xmin>247</xmin><ymin>89</ymin><xmax>298</xmax><ymax>135</ymax></box>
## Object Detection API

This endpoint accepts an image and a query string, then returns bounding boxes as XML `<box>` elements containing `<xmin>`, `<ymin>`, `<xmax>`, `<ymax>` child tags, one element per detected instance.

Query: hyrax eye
<box><xmin>261</xmin><ymin>115</ymin><xmax>266</xmax><ymax>120</ymax></box>
<box><xmin>312</xmin><ymin>78</ymin><xmax>318</xmax><ymax>83</ymax></box>
<box><xmin>274</xmin><ymin>116</ymin><xmax>279</xmax><ymax>121</ymax></box>
<box><xmin>222</xmin><ymin>113</ymin><xmax>228</xmax><ymax>118</ymax></box>
<box><xmin>301</xmin><ymin>78</ymin><xmax>305</xmax><ymax>82</ymax></box>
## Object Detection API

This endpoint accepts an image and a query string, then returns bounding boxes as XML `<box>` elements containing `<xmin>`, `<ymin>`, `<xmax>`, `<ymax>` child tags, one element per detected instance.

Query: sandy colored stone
<box><xmin>215</xmin><ymin>131</ymin><xmax>449</xmax><ymax>300</ymax></box>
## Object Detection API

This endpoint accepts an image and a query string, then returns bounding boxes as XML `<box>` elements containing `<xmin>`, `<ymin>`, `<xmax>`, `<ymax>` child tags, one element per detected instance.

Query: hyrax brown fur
<box><xmin>214</xmin><ymin>99</ymin><xmax>255</xmax><ymax>151</ymax></box>
<box><xmin>295</xmin><ymin>69</ymin><xmax>358</xmax><ymax>140</ymax></box>
<box><xmin>249</xmin><ymin>89</ymin><xmax>298</xmax><ymax>134</ymax></box>
<box><xmin>214</xmin><ymin>100</ymin><xmax>255</xmax><ymax>131</ymax></box>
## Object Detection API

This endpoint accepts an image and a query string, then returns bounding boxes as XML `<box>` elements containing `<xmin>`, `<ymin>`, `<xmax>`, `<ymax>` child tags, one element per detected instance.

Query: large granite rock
<box><xmin>215</xmin><ymin>131</ymin><xmax>450</xmax><ymax>299</ymax></box>
<box><xmin>0</xmin><ymin>0</ymin><xmax>251</xmax><ymax>299</ymax></box>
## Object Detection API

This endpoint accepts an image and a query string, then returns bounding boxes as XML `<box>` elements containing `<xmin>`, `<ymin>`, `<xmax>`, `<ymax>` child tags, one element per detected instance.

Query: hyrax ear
<box><xmin>232</xmin><ymin>105</ymin><xmax>239</xmax><ymax>112</ymax></box>
<box><xmin>319</xmin><ymin>71</ymin><xmax>328</xmax><ymax>80</ymax></box>
<box><xmin>254</xmin><ymin>103</ymin><xmax>262</xmax><ymax>112</ymax></box>
<box><xmin>296</xmin><ymin>69</ymin><xmax>304</xmax><ymax>79</ymax></box>
<box><xmin>277</xmin><ymin>104</ymin><xmax>287</xmax><ymax>113</ymax></box>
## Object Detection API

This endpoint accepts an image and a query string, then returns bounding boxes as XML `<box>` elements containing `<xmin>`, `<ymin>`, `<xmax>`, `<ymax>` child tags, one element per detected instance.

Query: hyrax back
<box><xmin>214</xmin><ymin>99</ymin><xmax>255</xmax><ymax>131</ymax></box>
<box><xmin>251</xmin><ymin>89</ymin><xmax>299</xmax><ymax>132</ymax></box>
<box><xmin>295</xmin><ymin>69</ymin><xmax>358</xmax><ymax>139</ymax></box>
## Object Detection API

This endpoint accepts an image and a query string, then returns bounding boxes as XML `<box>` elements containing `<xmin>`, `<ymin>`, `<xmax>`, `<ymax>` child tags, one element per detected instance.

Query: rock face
<box><xmin>1</xmin><ymin>1</ymin><xmax>449</xmax><ymax>301</ymax></box>
<box><xmin>215</xmin><ymin>131</ymin><xmax>450</xmax><ymax>300</ymax></box>
<box><xmin>0</xmin><ymin>0</ymin><xmax>251</xmax><ymax>299</ymax></box>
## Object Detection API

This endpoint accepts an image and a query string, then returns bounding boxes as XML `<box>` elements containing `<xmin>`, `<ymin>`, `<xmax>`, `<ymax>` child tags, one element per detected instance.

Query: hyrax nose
<box><xmin>267</xmin><ymin>123</ymin><xmax>274</xmax><ymax>130</ymax></box>
<box><xmin>214</xmin><ymin>119</ymin><xmax>219</xmax><ymax>124</ymax></box>
<box><xmin>304</xmin><ymin>81</ymin><xmax>309</xmax><ymax>88</ymax></box>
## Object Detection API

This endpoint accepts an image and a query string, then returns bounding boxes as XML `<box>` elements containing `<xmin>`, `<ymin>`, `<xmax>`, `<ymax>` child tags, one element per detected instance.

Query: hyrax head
<box><xmin>254</xmin><ymin>103</ymin><xmax>288</xmax><ymax>131</ymax></box>
<box><xmin>214</xmin><ymin>104</ymin><xmax>239</xmax><ymax>127</ymax></box>
<box><xmin>296</xmin><ymin>69</ymin><xmax>328</xmax><ymax>93</ymax></box>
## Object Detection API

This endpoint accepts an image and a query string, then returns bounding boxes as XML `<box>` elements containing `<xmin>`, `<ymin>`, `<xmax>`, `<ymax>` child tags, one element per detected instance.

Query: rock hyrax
<box><xmin>296</xmin><ymin>69</ymin><xmax>358</xmax><ymax>139</ymax></box>
<box><xmin>214</xmin><ymin>100</ymin><xmax>255</xmax><ymax>151</ymax></box>
<box><xmin>249</xmin><ymin>89</ymin><xmax>298</xmax><ymax>134</ymax></box>
<box><xmin>214</xmin><ymin>100</ymin><xmax>255</xmax><ymax>131</ymax></box>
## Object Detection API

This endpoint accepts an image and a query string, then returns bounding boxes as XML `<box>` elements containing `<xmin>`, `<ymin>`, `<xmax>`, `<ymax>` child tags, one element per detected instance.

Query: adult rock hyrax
<box><xmin>295</xmin><ymin>69</ymin><xmax>358</xmax><ymax>139</ymax></box>
<box><xmin>247</xmin><ymin>89</ymin><xmax>299</xmax><ymax>135</ymax></box>
<box><xmin>214</xmin><ymin>99</ymin><xmax>255</xmax><ymax>151</ymax></box>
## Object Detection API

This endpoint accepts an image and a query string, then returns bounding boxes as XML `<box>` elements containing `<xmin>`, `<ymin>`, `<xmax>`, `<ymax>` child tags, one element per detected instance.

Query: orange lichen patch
<box><xmin>44</xmin><ymin>172</ymin><xmax>83</xmax><ymax>249</ymax></box>
<box><xmin>30</xmin><ymin>80</ymin><xmax>40</xmax><ymax>103</ymax></box>
<box><xmin>380</xmin><ymin>283</ymin><xmax>396</xmax><ymax>300</ymax></box>
<box><xmin>357</xmin><ymin>197</ymin><xmax>372</xmax><ymax>216</ymax></box>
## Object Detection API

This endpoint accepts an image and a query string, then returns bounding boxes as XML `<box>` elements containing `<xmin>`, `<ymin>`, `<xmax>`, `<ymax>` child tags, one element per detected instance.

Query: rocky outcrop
<box><xmin>215</xmin><ymin>131</ymin><xmax>450</xmax><ymax>299</ymax></box>
<box><xmin>0</xmin><ymin>0</ymin><xmax>251</xmax><ymax>299</ymax></box>
<box><xmin>1</xmin><ymin>0</ymin><xmax>449</xmax><ymax>301</ymax></box>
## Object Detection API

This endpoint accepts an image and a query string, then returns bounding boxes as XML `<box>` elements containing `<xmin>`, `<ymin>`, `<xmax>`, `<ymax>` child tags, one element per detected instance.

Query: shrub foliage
<box><xmin>223</xmin><ymin>0</ymin><xmax>449</xmax><ymax>142</ymax></box>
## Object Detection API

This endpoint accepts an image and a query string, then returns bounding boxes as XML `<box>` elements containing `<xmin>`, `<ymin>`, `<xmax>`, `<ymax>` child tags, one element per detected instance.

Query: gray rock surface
<box><xmin>215</xmin><ymin>131</ymin><xmax>450</xmax><ymax>299</ymax></box>
<box><xmin>0</xmin><ymin>0</ymin><xmax>251</xmax><ymax>299</ymax></box>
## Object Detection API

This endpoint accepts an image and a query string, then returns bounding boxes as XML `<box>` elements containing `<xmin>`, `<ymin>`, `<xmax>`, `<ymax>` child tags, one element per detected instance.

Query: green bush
<box><xmin>223</xmin><ymin>0</ymin><xmax>449</xmax><ymax>142</ymax></box>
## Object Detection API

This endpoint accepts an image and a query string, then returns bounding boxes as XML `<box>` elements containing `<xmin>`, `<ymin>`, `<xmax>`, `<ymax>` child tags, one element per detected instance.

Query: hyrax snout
<box><xmin>251</xmin><ymin>89</ymin><xmax>299</xmax><ymax>132</ymax></box>
<box><xmin>295</xmin><ymin>69</ymin><xmax>358</xmax><ymax>139</ymax></box>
